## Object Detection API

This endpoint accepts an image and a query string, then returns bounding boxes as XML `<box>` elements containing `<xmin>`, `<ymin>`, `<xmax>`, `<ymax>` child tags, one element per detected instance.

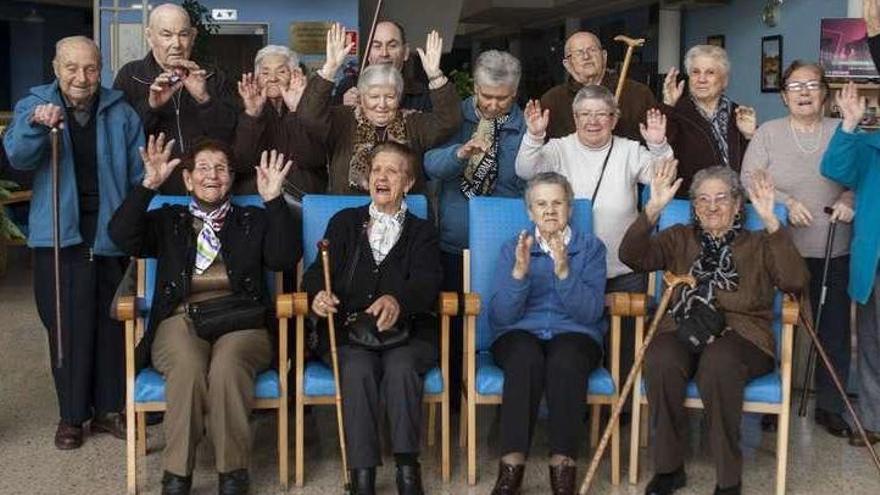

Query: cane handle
<box><xmin>614</xmin><ymin>35</ymin><xmax>645</xmax><ymax>48</ymax></box>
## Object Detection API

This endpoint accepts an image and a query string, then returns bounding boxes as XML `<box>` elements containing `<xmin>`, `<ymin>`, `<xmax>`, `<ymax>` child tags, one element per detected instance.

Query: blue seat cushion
<box><xmin>302</xmin><ymin>360</ymin><xmax>444</xmax><ymax>397</ymax></box>
<box><xmin>638</xmin><ymin>371</ymin><xmax>782</xmax><ymax>404</ymax></box>
<box><xmin>134</xmin><ymin>368</ymin><xmax>281</xmax><ymax>403</ymax></box>
<box><xmin>475</xmin><ymin>352</ymin><xmax>616</xmax><ymax>397</ymax></box>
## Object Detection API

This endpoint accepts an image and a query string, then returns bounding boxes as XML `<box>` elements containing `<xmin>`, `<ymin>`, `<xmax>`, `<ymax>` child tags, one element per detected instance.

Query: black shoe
<box><xmin>218</xmin><ymin>469</ymin><xmax>249</xmax><ymax>495</ymax></box>
<box><xmin>644</xmin><ymin>466</ymin><xmax>686</xmax><ymax>495</ymax></box>
<box><xmin>350</xmin><ymin>468</ymin><xmax>376</xmax><ymax>495</ymax></box>
<box><xmin>54</xmin><ymin>421</ymin><xmax>83</xmax><ymax>450</ymax></box>
<box><xmin>396</xmin><ymin>463</ymin><xmax>424</xmax><ymax>495</ymax></box>
<box><xmin>549</xmin><ymin>464</ymin><xmax>577</xmax><ymax>495</ymax></box>
<box><xmin>760</xmin><ymin>414</ymin><xmax>777</xmax><ymax>432</ymax></box>
<box><xmin>713</xmin><ymin>482</ymin><xmax>741</xmax><ymax>495</ymax></box>
<box><xmin>491</xmin><ymin>461</ymin><xmax>525</xmax><ymax>495</ymax></box>
<box><xmin>90</xmin><ymin>412</ymin><xmax>126</xmax><ymax>440</ymax></box>
<box><xmin>815</xmin><ymin>409</ymin><xmax>852</xmax><ymax>438</ymax></box>
<box><xmin>849</xmin><ymin>428</ymin><xmax>880</xmax><ymax>447</ymax></box>
<box><xmin>161</xmin><ymin>471</ymin><xmax>192</xmax><ymax>495</ymax></box>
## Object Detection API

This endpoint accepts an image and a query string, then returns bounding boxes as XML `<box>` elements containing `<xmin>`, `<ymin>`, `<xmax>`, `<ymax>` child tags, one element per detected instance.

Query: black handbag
<box><xmin>186</xmin><ymin>293</ymin><xmax>267</xmax><ymax>342</ymax></box>
<box><xmin>675</xmin><ymin>299</ymin><xmax>726</xmax><ymax>354</ymax></box>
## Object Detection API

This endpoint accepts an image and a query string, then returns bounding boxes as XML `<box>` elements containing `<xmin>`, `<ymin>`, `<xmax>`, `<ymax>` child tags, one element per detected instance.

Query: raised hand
<box><xmin>175</xmin><ymin>60</ymin><xmax>210</xmax><ymax>104</ymax></box>
<box><xmin>255</xmin><ymin>149</ymin><xmax>293</xmax><ymax>202</ymax></box>
<box><xmin>645</xmin><ymin>157</ymin><xmax>682</xmax><ymax>223</ymax></box>
<box><xmin>784</xmin><ymin>197</ymin><xmax>813</xmax><ymax>227</ymax></box>
<box><xmin>238</xmin><ymin>72</ymin><xmax>266</xmax><ymax>117</ymax></box>
<box><xmin>455</xmin><ymin>137</ymin><xmax>490</xmax><ymax>160</ymax></box>
<box><xmin>281</xmin><ymin>69</ymin><xmax>307</xmax><ymax>112</ymax></box>
<box><xmin>866</xmin><ymin>0</ymin><xmax>880</xmax><ymax>37</ymax></box>
<box><xmin>312</xmin><ymin>290</ymin><xmax>340</xmax><ymax>318</ymax></box>
<box><xmin>837</xmin><ymin>82</ymin><xmax>866</xmax><ymax>133</ymax></box>
<box><xmin>512</xmin><ymin>230</ymin><xmax>533</xmax><ymax>280</ymax></box>
<box><xmin>416</xmin><ymin>30</ymin><xmax>443</xmax><ymax>79</ymax></box>
<box><xmin>342</xmin><ymin>86</ymin><xmax>360</xmax><ymax>107</ymax></box>
<box><xmin>321</xmin><ymin>23</ymin><xmax>353</xmax><ymax>79</ymax></box>
<box><xmin>548</xmin><ymin>233</ymin><xmax>569</xmax><ymax>280</ymax></box>
<box><xmin>148</xmin><ymin>71</ymin><xmax>184</xmax><ymax>109</ymax></box>
<box><xmin>365</xmin><ymin>295</ymin><xmax>401</xmax><ymax>332</ymax></box>
<box><xmin>663</xmin><ymin>68</ymin><xmax>685</xmax><ymax>106</ymax></box>
<box><xmin>140</xmin><ymin>133</ymin><xmax>181</xmax><ymax>190</ymax></box>
<box><xmin>734</xmin><ymin>106</ymin><xmax>757</xmax><ymax>139</ymax></box>
<box><xmin>30</xmin><ymin>103</ymin><xmax>65</xmax><ymax>129</ymax></box>
<box><xmin>524</xmin><ymin>99</ymin><xmax>550</xmax><ymax>137</ymax></box>
<box><xmin>745</xmin><ymin>169</ymin><xmax>780</xmax><ymax>233</ymax></box>
<box><xmin>639</xmin><ymin>108</ymin><xmax>667</xmax><ymax>146</ymax></box>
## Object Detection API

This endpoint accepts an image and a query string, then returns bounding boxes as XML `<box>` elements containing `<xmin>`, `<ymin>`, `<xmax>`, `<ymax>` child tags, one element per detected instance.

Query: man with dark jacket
<box><xmin>3</xmin><ymin>36</ymin><xmax>144</xmax><ymax>450</ymax></box>
<box><xmin>113</xmin><ymin>2</ymin><xmax>236</xmax><ymax>194</ymax></box>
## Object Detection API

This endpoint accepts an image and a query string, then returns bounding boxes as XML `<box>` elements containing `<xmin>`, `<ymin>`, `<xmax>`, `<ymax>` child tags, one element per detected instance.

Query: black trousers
<box><xmin>440</xmin><ymin>252</ymin><xmax>464</xmax><ymax>411</ymax></box>
<box><xmin>645</xmin><ymin>332</ymin><xmax>773</xmax><ymax>488</ymax></box>
<box><xmin>325</xmin><ymin>338</ymin><xmax>437</xmax><ymax>469</ymax></box>
<box><xmin>33</xmin><ymin>245</ymin><xmax>128</xmax><ymax>424</ymax></box>
<box><xmin>806</xmin><ymin>255</ymin><xmax>851</xmax><ymax>415</ymax></box>
<box><xmin>492</xmin><ymin>331</ymin><xmax>602</xmax><ymax>459</ymax></box>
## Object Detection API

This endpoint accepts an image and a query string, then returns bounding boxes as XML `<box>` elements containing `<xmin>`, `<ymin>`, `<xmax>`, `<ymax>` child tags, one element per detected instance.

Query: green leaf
<box><xmin>0</xmin><ymin>213</ymin><xmax>25</xmax><ymax>241</ymax></box>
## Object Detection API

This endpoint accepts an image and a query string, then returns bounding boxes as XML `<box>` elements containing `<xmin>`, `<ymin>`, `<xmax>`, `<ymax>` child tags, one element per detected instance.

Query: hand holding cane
<box><xmin>579</xmin><ymin>272</ymin><xmax>696</xmax><ymax>495</ymax></box>
<box><xmin>50</xmin><ymin>127</ymin><xmax>63</xmax><ymax>369</ymax></box>
<box><xmin>613</xmin><ymin>35</ymin><xmax>646</xmax><ymax>102</ymax></box>
<box><xmin>318</xmin><ymin>240</ymin><xmax>352</xmax><ymax>492</ymax></box>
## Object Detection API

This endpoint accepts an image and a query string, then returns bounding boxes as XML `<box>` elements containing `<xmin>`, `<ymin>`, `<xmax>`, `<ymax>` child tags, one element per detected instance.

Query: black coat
<box><xmin>301</xmin><ymin>205</ymin><xmax>442</xmax><ymax>354</ymax></box>
<box><xmin>108</xmin><ymin>185</ymin><xmax>301</xmax><ymax>367</ymax></box>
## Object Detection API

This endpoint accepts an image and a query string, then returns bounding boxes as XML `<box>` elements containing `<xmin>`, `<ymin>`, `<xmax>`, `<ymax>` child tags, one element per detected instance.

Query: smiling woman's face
<box><xmin>183</xmin><ymin>149</ymin><xmax>233</xmax><ymax>207</ymax></box>
<box><xmin>782</xmin><ymin>66</ymin><xmax>826</xmax><ymax>120</ymax></box>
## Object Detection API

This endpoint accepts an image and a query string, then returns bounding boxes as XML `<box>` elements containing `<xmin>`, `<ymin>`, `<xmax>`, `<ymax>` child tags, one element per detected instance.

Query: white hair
<box><xmin>571</xmin><ymin>84</ymin><xmax>619</xmax><ymax>116</ymax></box>
<box><xmin>473</xmin><ymin>50</ymin><xmax>521</xmax><ymax>89</ymax></box>
<box><xmin>684</xmin><ymin>44</ymin><xmax>731</xmax><ymax>74</ymax></box>
<box><xmin>357</xmin><ymin>64</ymin><xmax>404</xmax><ymax>99</ymax></box>
<box><xmin>254</xmin><ymin>45</ymin><xmax>300</xmax><ymax>72</ymax></box>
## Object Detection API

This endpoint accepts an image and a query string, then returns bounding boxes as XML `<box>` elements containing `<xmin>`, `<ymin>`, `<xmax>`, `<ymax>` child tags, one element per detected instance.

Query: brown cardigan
<box><xmin>540</xmin><ymin>74</ymin><xmax>657</xmax><ymax>142</ymax></box>
<box><xmin>619</xmin><ymin>212</ymin><xmax>809</xmax><ymax>358</ymax></box>
<box><xmin>297</xmin><ymin>75</ymin><xmax>462</xmax><ymax>194</ymax></box>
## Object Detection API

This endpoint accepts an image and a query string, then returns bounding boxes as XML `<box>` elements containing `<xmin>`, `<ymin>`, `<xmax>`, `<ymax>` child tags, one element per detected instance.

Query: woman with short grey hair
<box><xmin>356</xmin><ymin>64</ymin><xmax>405</xmax><ymax>100</ymax></box>
<box><xmin>254</xmin><ymin>44</ymin><xmax>300</xmax><ymax>72</ymax></box>
<box><xmin>662</xmin><ymin>44</ymin><xmax>757</xmax><ymax>197</ymax></box>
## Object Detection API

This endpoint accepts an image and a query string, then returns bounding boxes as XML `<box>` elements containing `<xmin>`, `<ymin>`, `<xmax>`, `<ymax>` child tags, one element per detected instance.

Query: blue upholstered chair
<box><xmin>116</xmin><ymin>195</ymin><xmax>289</xmax><ymax>494</ymax></box>
<box><xmin>461</xmin><ymin>196</ymin><xmax>640</xmax><ymax>485</ymax></box>
<box><xmin>627</xmin><ymin>200</ymin><xmax>800</xmax><ymax>495</ymax></box>
<box><xmin>285</xmin><ymin>194</ymin><xmax>456</xmax><ymax>486</ymax></box>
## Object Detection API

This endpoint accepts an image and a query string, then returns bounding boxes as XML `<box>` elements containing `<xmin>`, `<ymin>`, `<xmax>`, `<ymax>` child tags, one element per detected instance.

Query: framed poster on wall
<box><xmin>761</xmin><ymin>35</ymin><xmax>783</xmax><ymax>92</ymax></box>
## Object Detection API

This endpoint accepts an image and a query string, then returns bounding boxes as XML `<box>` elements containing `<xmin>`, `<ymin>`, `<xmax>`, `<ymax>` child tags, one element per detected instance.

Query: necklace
<box><xmin>789</xmin><ymin>117</ymin><xmax>823</xmax><ymax>154</ymax></box>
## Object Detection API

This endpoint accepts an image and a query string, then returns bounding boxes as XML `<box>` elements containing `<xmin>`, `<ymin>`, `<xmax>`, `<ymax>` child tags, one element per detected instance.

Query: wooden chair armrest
<box><xmin>439</xmin><ymin>291</ymin><xmax>458</xmax><ymax>316</ymax></box>
<box><xmin>277</xmin><ymin>292</ymin><xmax>309</xmax><ymax>319</ymax></box>
<box><xmin>463</xmin><ymin>293</ymin><xmax>481</xmax><ymax>316</ymax></box>
<box><xmin>116</xmin><ymin>295</ymin><xmax>137</xmax><ymax>321</ymax></box>
<box><xmin>782</xmin><ymin>295</ymin><xmax>799</xmax><ymax>326</ymax></box>
<box><xmin>605</xmin><ymin>292</ymin><xmax>648</xmax><ymax>317</ymax></box>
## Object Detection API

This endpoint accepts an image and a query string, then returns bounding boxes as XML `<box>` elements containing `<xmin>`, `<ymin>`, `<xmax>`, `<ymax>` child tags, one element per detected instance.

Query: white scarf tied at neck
<box><xmin>367</xmin><ymin>200</ymin><xmax>408</xmax><ymax>264</ymax></box>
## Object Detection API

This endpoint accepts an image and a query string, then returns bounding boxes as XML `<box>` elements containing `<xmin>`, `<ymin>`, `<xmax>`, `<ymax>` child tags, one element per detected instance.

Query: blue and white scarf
<box><xmin>188</xmin><ymin>199</ymin><xmax>231</xmax><ymax>274</ymax></box>
<box><xmin>693</xmin><ymin>94</ymin><xmax>732</xmax><ymax>167</ymax></box>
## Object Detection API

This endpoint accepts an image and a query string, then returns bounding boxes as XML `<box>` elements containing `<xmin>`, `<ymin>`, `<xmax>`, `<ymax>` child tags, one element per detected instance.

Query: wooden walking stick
<box><xmin>50</xmin><ymin>127</ymin><xmax>63</xmax><ymax>369</ymax></box>
<box><xmin>318</xmin><ymin>240</ymin><xmax>352</xmax><ymax>492</ymax></box>
<box><xmin>613</xmin><ymin>35</ymin><xmax>646</xmax><ymax>102</ymax></box>
<box><xmin>579</xmin><ymin>272</ymin><xmax>696</xmax><ymax>494</ymax></box>
<box><xmin>359</xmin><ymin>0</ymin><xmax>385</xmax><ymax>75</ymax></box>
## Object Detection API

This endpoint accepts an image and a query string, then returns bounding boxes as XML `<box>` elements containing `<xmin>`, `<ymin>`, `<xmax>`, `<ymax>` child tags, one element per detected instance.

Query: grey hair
<box><xmin>254</xmin><ymin>45</ymin><xmax>300</xmax><ymax>72</ymax></box>
<box><xmin>357</xmin><ymin>64</ymin><xmax>404</xmax><ymax>99</ymax></box>
<box><xmin>54</xmin><ymin>36</ymin><xmax>101</xmax><ymax>66</ymax></box>
<box><xmin>684</xmin><ymin>44</ymin><xmax>731</xmax><ymax>75</ymax></box>
<box><xmin>525</xmin><ymin>172</ymin><xmax>575</xmax><ymax>207</ymax></box>
<box><xmin>572</xmin><ymin>84</ymin><xmax>620</xmax><ymax>116</ymax></box>
<box><xmin>689</xmin><ymin>166</ymin><xmax>745</xmax><ymax>204</ymax></box>
<box><xmin>473</xmin><ymin>50</ymin><xmax>522</xmax><ymax>89</ymax></box>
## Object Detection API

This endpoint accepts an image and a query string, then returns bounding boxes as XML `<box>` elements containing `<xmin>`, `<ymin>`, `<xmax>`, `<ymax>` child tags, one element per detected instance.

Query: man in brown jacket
<box><xmin>540</xmin><ymin>31</ymin><xmax>656</xmax><ymax>142</ymax></box>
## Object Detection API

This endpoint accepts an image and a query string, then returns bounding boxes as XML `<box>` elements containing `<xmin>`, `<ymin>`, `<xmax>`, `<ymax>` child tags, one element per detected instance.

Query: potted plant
<box><xmin>0</xmin><ymin>180</ymin><xmax>26</xmax><ymax>277</ymax></box>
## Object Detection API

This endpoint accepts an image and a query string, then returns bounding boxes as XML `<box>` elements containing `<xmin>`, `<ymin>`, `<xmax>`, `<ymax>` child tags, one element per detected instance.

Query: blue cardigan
<box><xmin>3</xmin><ymin>82</ymin><xmax>144</xmax><ymax>256</ymax></box>
<box><xmin>821</xmin><ymin>125</ymin><xmax>880</xmax><ymax>304</ymax></box>
<box><xmin>423</xmin><ymin>97</ymin><xmax>526</xmax><ymax>254</ymax></box>
<box><xmin>489</xmin><ymin>229</ymin><xmax>607</xmax><ymax>345</ymax></box>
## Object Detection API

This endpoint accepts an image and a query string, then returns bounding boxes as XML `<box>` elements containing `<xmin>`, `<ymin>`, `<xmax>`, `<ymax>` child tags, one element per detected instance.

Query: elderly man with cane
<box><xmin>2</xmin><ymin>36</ymin><xmax>144</xmax><ymax>450</ymax></box>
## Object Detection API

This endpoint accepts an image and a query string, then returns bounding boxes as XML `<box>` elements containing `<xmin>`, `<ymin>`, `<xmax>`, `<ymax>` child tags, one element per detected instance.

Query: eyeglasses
<box><xmin>575</xmin><ymin>110</ymin><xmax>615</xmax><ymax>122</ymax></box>
<box><xmin>694</xmin><ymin>193</ymin><xmax>732</xmax><ymax>209</ymax></box>
<box><xmin>565</xmin><ymin>47</ymin><xmax>602</xmax><ymax>60</ymax></box>
<box><xmin>193</xmin><ymin>164</ymin><xmax>231</xmax><ymax>175</ymax></box>
<box><xmin>784</xmin><ymin>80</ymin><xmax>823</xmax><ymax>92</ymax></box>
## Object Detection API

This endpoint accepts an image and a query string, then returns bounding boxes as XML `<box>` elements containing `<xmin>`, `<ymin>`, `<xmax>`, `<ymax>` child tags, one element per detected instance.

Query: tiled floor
<box><xmin>1</xmin><ymin>250</ymin><xmax>879</xmax><ymax>494</ymax></box>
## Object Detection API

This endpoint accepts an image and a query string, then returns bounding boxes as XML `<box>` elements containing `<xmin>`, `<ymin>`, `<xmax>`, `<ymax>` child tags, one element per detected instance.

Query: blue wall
<box><xmin>683</xmin><ymin>0</ymin><xmax>847</xmax><ymax>121</ymax></box>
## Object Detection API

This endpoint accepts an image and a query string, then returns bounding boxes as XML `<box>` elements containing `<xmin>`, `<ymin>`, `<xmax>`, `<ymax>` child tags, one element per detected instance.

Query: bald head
<box><xmin>563</xmin><ymin>31</ymin><xmax>607</xmax><ymax>85</ymax></box>
<box><xmin>53</xmin><ymin>36</ymin><xmax>101</xmax><ymax>107</ymax></box>
<box><xmin>147</xmin><ymin>3</ymin><xmax>195</xmax><ymax>69</ymax></box>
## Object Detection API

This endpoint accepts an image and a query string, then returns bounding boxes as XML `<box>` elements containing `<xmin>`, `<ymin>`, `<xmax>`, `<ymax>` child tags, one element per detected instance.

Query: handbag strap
<box><xmin>342</xmin><ymin>221</ymin><xmax>369</xmax><ymax>299</ymax></box>
<box><xmin>590</xmin><ymin>138</ymin><xmax>615</xmax><ymax>209</ymax></box>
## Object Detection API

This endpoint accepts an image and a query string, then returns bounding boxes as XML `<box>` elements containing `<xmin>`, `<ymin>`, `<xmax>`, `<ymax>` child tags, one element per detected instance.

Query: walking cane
<box><xmin>359</xmin><ymin>0</ymin><xmax>385</xmax><ymax>75</ymax></box>
<box><xmin>613</xmin><ymin>35</ymin><xmax>646</xmax><ymax>102</ymax></box>
<box><xmin>798</xmin><ymin>206</ymin><xmax>839</xmax><ymax>417</ymax></box>
<box><xmin>318</xmin><ymin>240</ymin><xmax>352</xmax><ymax>493</ymax></box>
<box><xmin>794</xmin><ymin>295</ymin><xmax>880</xmax><ymax>475</ymax></box>
<box><xmin>579</xmin><ymin>272</ymin><xmax>696</xmax><ymax>494</ymax></box>
<box><xmin>50</xmin><ymin>127</ymin><xmax>63</xmax><ymax>369</ymax></box>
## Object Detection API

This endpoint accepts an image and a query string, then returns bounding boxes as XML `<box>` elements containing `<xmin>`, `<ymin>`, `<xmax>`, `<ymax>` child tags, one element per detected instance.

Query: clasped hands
<box><xmin>512</xmin><ymin>229</ymin><xmax>569</xmax><ymax>280</ymax></box>
<box><xmin>312</xmin><ymin>291</ymin><xmax>401</xmax><ymax>332</ymax></box>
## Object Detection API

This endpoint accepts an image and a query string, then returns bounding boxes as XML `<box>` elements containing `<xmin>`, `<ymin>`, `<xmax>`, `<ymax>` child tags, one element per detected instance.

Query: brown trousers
<box><xmin>644</xmin><ymin>331</ymin><xmax>773</xmax><ymax>488</ymax></box>
<box><xmin>152</xmin><ymin>314</ymin><xmax>272</xmax><ymax>476</ymax></box>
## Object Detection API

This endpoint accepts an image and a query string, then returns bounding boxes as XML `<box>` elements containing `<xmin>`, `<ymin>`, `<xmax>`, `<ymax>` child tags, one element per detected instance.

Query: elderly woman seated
<box><xmin>297</xmin><ymin>22</ymin><xmax>461</xmax><ymax>194</ymax></box>
<box><xmin>234</xmin><ymin>44</ymin><xmax>328</xmax><ymax>197</ymax></box>
<box><xmin>488</xmin><ymin>172</ymin><xmax>607</xmax><ymax>495</ymax></box>
<box><xmin>302</xmin><ymin>142</ymin><xmax>442</xmax><ymax>495</ymax></box>
<box><xmin>618</xmin><ymin>164</ymin><xmax>808</xmax><ymax>495</ymax></box>
<box><xmin>661</xmin><ymin>45</ymin><xmax>757</xmax><ymax>195</ymax></box>
<box><xmin>108</xmin><ymin>135</ymin><xmax>299</xmax><ymax>495</ymax></box>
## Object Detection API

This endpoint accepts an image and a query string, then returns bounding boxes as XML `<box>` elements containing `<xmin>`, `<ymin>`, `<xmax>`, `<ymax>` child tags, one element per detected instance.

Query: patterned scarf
<box><xmin>670</xmin><ymin>216</ymin><xmax>742</xmax><ymax>321</ymax></box>
<box><xmin>188</xmin><ymin>199</ymin><xmax>231</xmax><ymax>275</ymax></box>
<box><xmin>460</xmin><ymin>110</ymin><xmax>510</xmax><ymax>198</ymax></box>
<box><xmin>349</xmin><ymin>106</ymin><xmax>410</xmax><ymax>191</ymax></box>
<box><xmin>368</xmin><ymin>200</ymin><xmax>408</xmax><ymax>264</ymax></box>
<box><xmin>693</xmin><ymin>94</ymin><xmax>732</xmax><ymax>167</ymax></box>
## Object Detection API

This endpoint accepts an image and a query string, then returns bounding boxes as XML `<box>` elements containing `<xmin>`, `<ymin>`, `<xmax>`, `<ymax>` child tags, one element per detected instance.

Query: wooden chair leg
<box><xmin>459</xmin><ymin>393</ymin><xmax>467</xmax><ymax>448</ymax></box>
<box><xmin>427</xmin><ymin>402</ymin><xmax>437</xmax><ymax>447</ymax></box>
<box><xmin>441</xmin><ymin>395</ymin><xmax>450</xmax><ymax>481</ymax></box>
<box><xmin>278</xmin><ymin>401</ymin><xmax>289</xmax><ymax>490</ymax></box>
<box><xmin>629</xmin><ymin>399</ymin><xmax>642</xmax><ymax>485</ymax></box>
<box><xmin>611</xmin><ymin>404</ymin><xmax>620</xmax><ymax>485</ymax></box>
<box><xmin>467</xmin><ymin>395</ymin><xmax>477</xmax><ymax>485</ymax></box>
<box><xmin>136</xmin><ymin>412</ymin><xmax>147</xmax><ymax>458</ymax></box>
<box><xmin>775</xmin><ymin>411</ymin><xmax>790</xmax><ymax>495</ymax></box>
<box><xmin>639</xmin><ymin>403</ymin><xmax>649</xmax><ymax>447</ymax></box>
<box><xmin>295</xmin><ymin>399</ymin><xmax>305</xmax><ymax>487</ymax></box>
<box><xmin>590</xmin><ymin>404</ymin><xmax>600</xmax><ymax>448</ymax></box>
<box><xmin>126</xmin><ymin>403</ymin><xmax>137</xmax><ymax>494</ymax></box>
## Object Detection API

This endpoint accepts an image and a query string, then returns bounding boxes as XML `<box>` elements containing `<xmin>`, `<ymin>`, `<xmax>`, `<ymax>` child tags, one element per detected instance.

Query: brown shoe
<box><xmin>849</xmin><ymin>428</ymin><xmax>880</xmax><ymax>447</ymax></box>
<box><xmin>549</xmin><ymin>464</ymin><xmax>577</xmax><ymax>495</ymax></box>
<box><xmin>90</xmin><ymin>412</ymin><xmax>126</xmax><ymax>440</ymax></box>
<box><xmin>55</xmin><ymin>422</ymin><xmax>83</xmax><ymax>450</ymax></box>
<box><xmin>491</xmin><ymin>461</ymin><xmax>525</xmax><ymax>495</ymax></box>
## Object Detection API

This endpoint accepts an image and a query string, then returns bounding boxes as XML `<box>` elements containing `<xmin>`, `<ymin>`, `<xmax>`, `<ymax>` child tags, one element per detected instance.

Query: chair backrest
<box><xmin>301</xmin><ymin>194</ymin><xmax>428</xmax><ymax>267</ymax></box>
<box><xmin>467</xmin><ymin>197</ymin><xmax>593</xmax><ymax>352</ymax></box>
<box><xmin>656</xmin><ymin>198</ymin><xmax>789</xmax><ymax>359</ymax></box>
<box><xmin>142</xmin><ymin>195</ymin><xmax>266</xmax><ymax>314</ymax></box>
